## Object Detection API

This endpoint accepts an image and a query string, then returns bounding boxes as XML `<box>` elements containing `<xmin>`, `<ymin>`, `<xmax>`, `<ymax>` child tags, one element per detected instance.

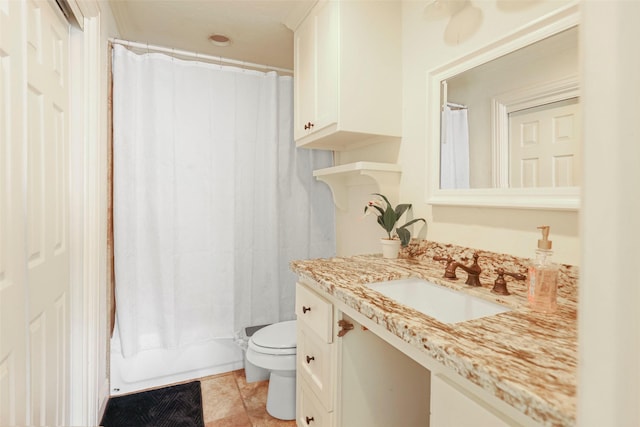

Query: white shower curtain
<box><xmin>440</xmin><ymin>106</ymin><xmax>470</xmax><ymax>189</ymax></box>
<box><xmin>112</xmin><ymin>45</ymin><xmax>335</xmax><ymax>358</ymax></box>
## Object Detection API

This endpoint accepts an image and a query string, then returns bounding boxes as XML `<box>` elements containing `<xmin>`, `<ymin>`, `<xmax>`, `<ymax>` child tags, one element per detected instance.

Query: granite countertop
<box><xmin>290</xmin><ymin>241</ymin><xmax>578</xmax><ymax>427</ymax></box>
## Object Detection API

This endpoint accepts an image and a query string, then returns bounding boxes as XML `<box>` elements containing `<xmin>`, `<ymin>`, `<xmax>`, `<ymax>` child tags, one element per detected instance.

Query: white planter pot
<box><xmin>380</xmin><ymin>238</ymin><xmax>401</xmax><ymax>259</ymax></box>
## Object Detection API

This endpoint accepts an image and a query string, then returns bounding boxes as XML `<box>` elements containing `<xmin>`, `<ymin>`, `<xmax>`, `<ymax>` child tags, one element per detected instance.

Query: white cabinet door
<box><xmin>297</xmin><ymin>323</ymin><xmax>334</xmax><ymax>411</ymax></box>
<box><xmin>293</xmin><ymin>6</ymin><xmax>316</xmax><ymax>141</ymax></box>
<box><xmin>297</xmin><ymin>378</ymin><xmax>334</xmax><ymax>427</ymax></box>
<box><xmin>294</xmin><ymin>0</ymin><xmax>337</xmax><ymax>141</ymax></box>
<box><xmin>296</xmin><ymin>282</ymin><xmax>334</xmax><ymax>344</ymax></box>
<box><xmin>293</xmin><ymin>0</ymin><xmax>401</xmax><ymax>150</ymax></box>
<box><xmin>313</xmin><ymin>0</ymin><xmax>338</xmax><ymax>134</ymax></box>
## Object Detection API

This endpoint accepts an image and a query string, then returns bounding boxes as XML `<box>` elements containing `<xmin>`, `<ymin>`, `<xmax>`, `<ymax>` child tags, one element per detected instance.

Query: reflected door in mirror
<box><xmin>509</xmin><ymin>97</ymin><xmax>581</xmax><ymax>188</ymax></box>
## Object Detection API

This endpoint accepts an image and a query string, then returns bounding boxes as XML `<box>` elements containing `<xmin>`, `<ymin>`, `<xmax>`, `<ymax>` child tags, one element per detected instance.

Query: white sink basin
<box><xmin>366</xmin><ymin>278</ymin><xmax>511</xmax><ymax>324</ymax></box>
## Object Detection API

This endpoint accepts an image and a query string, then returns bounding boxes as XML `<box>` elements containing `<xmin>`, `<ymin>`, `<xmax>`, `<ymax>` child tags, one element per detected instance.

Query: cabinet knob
<box><xmin>304</xmin><ymin>121</ymin><xmax>314</xmax><ymax>130</ymax></box>
<box><xmin>305</xmin><ymin>416</ymin><xmax>315</xmax><ymax>424</ymax></box>
<box><xmin>306</xmin><ymin>355</ymin><xmax>315</xmax><ymax>364</ymax></box>
<box><xmin>302</xmin><ymin>305</ymin><xmax>311</xmax><ymax>314</ymax></box>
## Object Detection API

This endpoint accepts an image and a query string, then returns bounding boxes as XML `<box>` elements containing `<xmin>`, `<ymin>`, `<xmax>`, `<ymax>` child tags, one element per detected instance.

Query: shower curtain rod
<box><xmin>445</xmin><ymin>101</ymin><xmax>467</xmax><ymax>110</ymax></box>
<box><xmin>440</xmin><ymin>80</ymin><xmax>466</xmax><ymax>110</ymax></box>
<box><xmin>109</xmin><ymin>38</ymin><xmax>293</xmax><ymax>75</ymax></box>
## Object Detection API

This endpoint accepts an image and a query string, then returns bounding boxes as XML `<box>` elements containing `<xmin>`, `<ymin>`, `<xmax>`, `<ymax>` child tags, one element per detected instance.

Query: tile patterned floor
<box><xmin>201</xmin><ymin>369</ymin><xmax>297</xmax><ymax>427</ymax></box>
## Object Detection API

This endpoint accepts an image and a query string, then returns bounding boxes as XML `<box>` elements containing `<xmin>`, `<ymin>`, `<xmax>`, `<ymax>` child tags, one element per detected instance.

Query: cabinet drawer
<box><xmin>298</xmin><ymin>324</ymin><xmax>334</xmax><ymax>411</ymax></box>
<box><xmin>295</xmin><ymin>282</ymin><xmax>333</xmax><ymax>343</ymax></box>
<box><xmin>297</xmin><ymin>377</ymin><xmax>333</xmax><ymax>427</ymax></box>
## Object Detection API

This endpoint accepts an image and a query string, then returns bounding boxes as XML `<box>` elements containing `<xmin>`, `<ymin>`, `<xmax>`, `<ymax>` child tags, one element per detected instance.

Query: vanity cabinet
<box><xmin>295</xmin><ymin>281</ymin><xmax>429</xmax><ymax>427</ymax></box>
<box><xmin>295</xmin><ymin>278</ymin><xmax>547</xmax><ymax>427</ymax></box>
<box><xmin>293</xmin><ymin>0</ymin><xmax>402</xmax><ymax>150</ymax></box>
<box><xmin>295</xmin><ymin>282</ymin><xmax>335</xmax><ymax>426</ymax></box>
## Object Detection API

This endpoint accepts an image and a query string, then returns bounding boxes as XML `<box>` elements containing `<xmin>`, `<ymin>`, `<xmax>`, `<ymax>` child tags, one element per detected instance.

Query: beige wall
<box><xmin>335</xmin><ymin>0</ymin><xmax>580</xmax><ymax>265</ymax></box>
<box><xmin>579</xmin><ymin>1</ymin><xmax>640</xmax><ymax>424</ymax></box>
<box><xmin>335</xmin><ymin>3</ymin><xmax>640</xmax><ymax>423</ymax></box>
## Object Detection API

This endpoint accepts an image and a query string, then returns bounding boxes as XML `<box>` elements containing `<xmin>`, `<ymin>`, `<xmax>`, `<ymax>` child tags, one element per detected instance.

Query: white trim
<box><xmin>428</xmin><ymin>187</ymin><xmax>580</xmax><ymax>211</ymax></box>
<box><xmin>426</xmin><ymin>3</ymin><xmax>580</xmax><ymax>211</ymax></box>
<box><xmin>68</xmin><ymin>11</ymin><xmax>105</xmax><ymax>426</ymax></box>
<box><xmin>57</xmin><ymin>0</ymin><xmax>84</xmax><ymax>29</ymax></box>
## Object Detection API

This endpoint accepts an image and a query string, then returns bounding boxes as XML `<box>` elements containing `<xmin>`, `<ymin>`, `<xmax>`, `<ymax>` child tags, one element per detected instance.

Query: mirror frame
<box><xmin>427</xmin><ymin>4</ymin><xmax>580</xmax><ymax>210</ymax></box>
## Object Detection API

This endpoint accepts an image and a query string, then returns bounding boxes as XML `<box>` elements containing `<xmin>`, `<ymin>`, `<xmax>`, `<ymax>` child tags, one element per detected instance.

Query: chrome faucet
<box><xmin>433</xmin><ymin>253</ymin><xmax>483</xmax><ymax>287</ymax></box>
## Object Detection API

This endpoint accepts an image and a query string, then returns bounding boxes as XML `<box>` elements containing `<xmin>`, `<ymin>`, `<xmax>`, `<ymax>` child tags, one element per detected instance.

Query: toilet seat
<box><xmin>248</xmin><ymin>320</ymin><xmax>297</xmax><ymax>356</ymax></box>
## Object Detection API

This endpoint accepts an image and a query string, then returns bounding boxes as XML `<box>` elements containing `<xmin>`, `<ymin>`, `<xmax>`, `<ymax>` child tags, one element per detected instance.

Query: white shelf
<box><xmin>313</xmin><ymin>162</ymin><xmax>402</xmax><ymax>210</ymax></box>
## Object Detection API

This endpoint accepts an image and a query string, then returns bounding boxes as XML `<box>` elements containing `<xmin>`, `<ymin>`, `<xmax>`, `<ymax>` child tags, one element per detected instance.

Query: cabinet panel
<box><xmin>313</xmin><ymin>0</ymin><xmax>337</xmax><ymax>133</ymax></box>
<box><xmin>297</xmin><ymin>324</ymin><xmax>334</xmax><ymax>411</ymax></box>
<box><xmin>431</xmin><ymin>374</ymin><xmax>518</xmax><ymax>427</ymax></box>
<box><xmin>337</xmin><ymin>313</ymin><xmax>430</xmax><ymax>427</ymax></box>
<box><xmin>293</xmin><ymin>0</ymin><xmax>401</xmax><ymax>150</ymax></box>
<box><xmin>293</xmin><ymin>8</ymin><xmax>316</xmax><ymax>141</ymax></box>
<box><xmin>297</xmin><ymin>377</ymin><xmax>333</xmax><ymax>427</ymax></box>
<box><xmin>295</xmin><ymin>282</ymin><xmax>333</xmax><ymax>343</ymax></box>
<box><xmin>294</xmin><ymin>0</ymin><xmax>337</xmax><ymax>141</ymax></box>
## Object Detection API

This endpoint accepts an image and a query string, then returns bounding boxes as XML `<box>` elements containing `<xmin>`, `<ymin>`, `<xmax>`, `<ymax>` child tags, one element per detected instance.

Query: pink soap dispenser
<box><xmin>527</xmin><ymin>226</ymin><xmax>559</xmax><ymax>313</ymax></box>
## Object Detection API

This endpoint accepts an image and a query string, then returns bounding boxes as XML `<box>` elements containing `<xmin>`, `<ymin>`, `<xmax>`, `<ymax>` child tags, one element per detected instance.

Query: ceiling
<box><xmin>108</xmin><ymin>0</ymin><xmax>317</xmax><ymax>71</ymax></box>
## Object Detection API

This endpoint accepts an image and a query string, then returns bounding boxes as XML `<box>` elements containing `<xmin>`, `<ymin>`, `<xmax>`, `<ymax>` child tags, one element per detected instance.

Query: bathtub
<box><xmin>110</xmin><ymin>334</ymin><xmax>243</xmax><ymax>396</ymax></box>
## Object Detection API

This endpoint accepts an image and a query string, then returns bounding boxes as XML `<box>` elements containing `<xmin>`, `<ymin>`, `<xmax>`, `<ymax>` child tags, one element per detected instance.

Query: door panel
<box><xmin>26</xmin><ymin>1</ymin><xmax>70</xmax><ymax>425</ymax></box>
<box><xmin>1</xmin><ymin>0</ymin><xmax>71</xmax><ymax>425</ymax></box>
<box><xmin>509</xmin><ymin>97</ymin><xmax>580</xmax><ymax>187</ymax></box>
<box><xmin>0</xmin><ymin>0</ymin><xmax>28</xmax><ymax>424</ymax></box>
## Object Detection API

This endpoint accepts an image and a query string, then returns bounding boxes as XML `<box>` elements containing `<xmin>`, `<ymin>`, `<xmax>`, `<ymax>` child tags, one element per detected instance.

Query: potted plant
<box><xmin>364</xmin><ymin>193</ymin><xmax>426</xmax><ymax>258</ymax></box>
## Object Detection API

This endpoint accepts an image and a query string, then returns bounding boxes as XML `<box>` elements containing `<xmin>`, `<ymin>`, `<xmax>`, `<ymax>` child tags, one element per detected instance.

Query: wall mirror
<box><xmin>427</xmin><ymin>5</ymin><xmax>580</xmax><ymax>210</ymax></box>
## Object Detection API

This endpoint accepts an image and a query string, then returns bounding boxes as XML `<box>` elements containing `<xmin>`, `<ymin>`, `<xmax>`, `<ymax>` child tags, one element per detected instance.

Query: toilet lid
<box><xmin>250</xmin><ymin>320</ymin><xmax>296</xmax><ymax>350</ymax></box>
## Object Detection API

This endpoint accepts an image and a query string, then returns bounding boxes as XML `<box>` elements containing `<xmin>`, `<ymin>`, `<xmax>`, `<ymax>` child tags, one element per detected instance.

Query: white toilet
<box><xmin>246</xmin><ymin>320</ymin><xmax>297</xmax><ymax>420</ymax></box>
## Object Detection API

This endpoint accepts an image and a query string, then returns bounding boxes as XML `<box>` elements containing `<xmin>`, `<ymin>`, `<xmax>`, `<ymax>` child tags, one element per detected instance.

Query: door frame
<box><xmin>65</xmin><ymin>0</ymin><xmax>110</xmax><ymax>424</ymax></box>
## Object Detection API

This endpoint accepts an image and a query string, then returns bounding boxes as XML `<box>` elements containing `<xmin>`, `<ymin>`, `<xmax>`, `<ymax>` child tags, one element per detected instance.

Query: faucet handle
<box><xmin>433</xmin><ymin>255</ymin><xmax>457</xmax><ymax>279</ymax></box>
<box><xmin>491</xmin><ymin>268</ymin><xmax>526</xmax><ymax>295</ymax></box>
<box><xmin>433</xmin><ymin>255</ymin><xmax>453</xmax><ymax>264</ymax></box>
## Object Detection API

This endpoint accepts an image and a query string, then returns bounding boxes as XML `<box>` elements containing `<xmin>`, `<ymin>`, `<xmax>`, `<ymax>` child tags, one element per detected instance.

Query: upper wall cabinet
<box><xmin>294</xmin><ymin>0</ymin><xmax>402</xmax><ymax>151</ymax></box>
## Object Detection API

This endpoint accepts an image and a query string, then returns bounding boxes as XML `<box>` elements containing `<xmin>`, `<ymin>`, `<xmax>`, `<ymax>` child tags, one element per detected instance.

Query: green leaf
<box><xmin>399</xmin><ymin>218</ymin><xmax>426</xmax><ymax>229</ymax></box>
<box><xmin>364</xmin><ymin>204</ymin><xmax>385</xmax><ymax>216</ymax></box>
<box><xmin>372</xmin><ymin>193</ymin><xmax>392</xmax><ymax>209</ymax></box>
<box><xmin>396</xmin><ymin>227</ymin><xmax>411</xmax><ymax>247</ymax></box>
<box><xmin>381</xmin><ymin>207</ymin><xmax>397</xmax><ymax>233</ymax></box>
<box><xmin>396</xmin><ymin>218</ymin><xmax>426</xmax><ymax>246</ymax></box>
<box><xmin>394</xmin><ymin>203</ymin><xmax>411</xmax><ymax>219</ymax></box>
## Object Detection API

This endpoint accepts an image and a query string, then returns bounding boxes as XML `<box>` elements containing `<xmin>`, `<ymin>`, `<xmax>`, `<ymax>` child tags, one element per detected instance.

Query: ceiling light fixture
<box><xmin>208</xmin><ymin>34</ymin><xmax>231</xmax><ymax>47</ymax></box>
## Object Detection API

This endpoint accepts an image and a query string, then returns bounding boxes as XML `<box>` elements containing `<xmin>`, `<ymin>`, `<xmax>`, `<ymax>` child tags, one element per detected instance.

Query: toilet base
<box><xmin>266</xmin><ymin>370</ymin><xmax>296</xmax><ymax>420</ymax></box>
<box><xmin>244</xmin><ymin>354</ymin><xmax>270</xmax><ymax>383</ymax></box>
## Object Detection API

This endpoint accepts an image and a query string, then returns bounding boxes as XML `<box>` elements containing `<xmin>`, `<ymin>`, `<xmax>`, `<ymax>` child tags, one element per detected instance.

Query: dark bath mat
<box><xmin>101</xmin><ymin>381</ymin><xmax>204</xmax><ymax>427</ymax></box>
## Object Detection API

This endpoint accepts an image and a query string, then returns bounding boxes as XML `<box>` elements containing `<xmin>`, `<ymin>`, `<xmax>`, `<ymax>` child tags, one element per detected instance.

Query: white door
<box><xmin>1</xmin><ymin>1</ymin><xmax>71</xmax><ymax>425</ymax></box>
<box><xmin>509</xmin><ymin>97</ymin><xmax>581</xmax><ymax>188</ymax></box>
<box><xmin>1</xmin><ymin>0</ymin><xmax>29</xmax><ymax>423</ymax></box>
